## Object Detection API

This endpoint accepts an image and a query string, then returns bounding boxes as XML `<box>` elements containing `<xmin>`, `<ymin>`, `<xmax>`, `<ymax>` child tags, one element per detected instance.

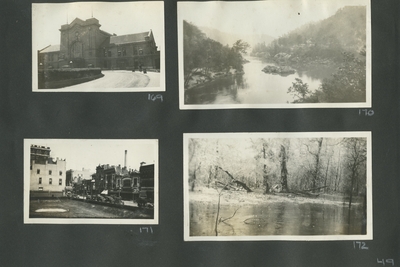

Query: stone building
<box><xmin>38</xmin><ymin>17</ymin><xmax>160</xmax><ymax>70</ymax></box>
<box><xmin>30</xmin><ymin>145</ymin><xmax>66</xmax><ymax>197</ymax></box>
<box><xmin>90</xmin><ymin>164</ymin><xmax>131</xmax><ymax>195</ymax></box>
<box><xmin>66</xmin><ymin>168</ymin><xmax>92</xmax><ymax>186</ymax></box>
<box><xmin>66</xmin><ymin>168</ymin><xmax>92</xmax><ymax>195</ymax></box>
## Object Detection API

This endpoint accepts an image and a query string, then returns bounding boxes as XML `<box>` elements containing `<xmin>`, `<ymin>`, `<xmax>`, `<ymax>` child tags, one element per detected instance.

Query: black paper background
<box><xmin>1</xmin><ymin>0</ymin><xmax>399</xmax><ymax>266</ymax></box>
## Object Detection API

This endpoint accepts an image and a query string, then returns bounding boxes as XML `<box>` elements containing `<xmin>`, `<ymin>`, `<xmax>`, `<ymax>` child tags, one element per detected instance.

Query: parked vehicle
<box><xmin>96</xmin><ymin>194</ymin><xmax>106</xmax><ymax>202</ymax></box>
<box><xmin>111</xmin><ymin>195</ymin><xmax>124</xmax><ymax>205</ymax></box>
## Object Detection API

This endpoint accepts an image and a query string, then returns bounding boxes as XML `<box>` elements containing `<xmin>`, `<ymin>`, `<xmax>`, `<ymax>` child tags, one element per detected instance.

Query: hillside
<box><xmin>252</xmin><ymin>6</ymin><xmax>366</xmax><ymax>62</ymax></box>
<box><xmin>293</xmin><ymin>6</ymin><xmax>366</xmax><ymax>53</ymax></box>
<box><xmin>199</xmin><ymin>26</ymin><xmax>274</xmax><ymax>49</ymax></box>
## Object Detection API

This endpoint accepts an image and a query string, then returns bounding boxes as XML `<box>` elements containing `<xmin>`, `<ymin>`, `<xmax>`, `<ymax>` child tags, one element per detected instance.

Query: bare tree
<box><xmin>343</xmin><ymin>138</ymin><xmax>367</xmax><ymax>210</ymax></box>
<box><xmin>304</xmin><ymin>138</ymin><xmax>324</xmax><ymax>192</ymax></box>
<box><xmin>279</xmin><ymin>141</ymin><xmax>290</xmax><ymax>192</ymax></box>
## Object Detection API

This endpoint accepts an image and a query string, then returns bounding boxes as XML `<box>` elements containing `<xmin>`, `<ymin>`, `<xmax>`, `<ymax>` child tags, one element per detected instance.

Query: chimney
<box><xmin>124</xmin><ymin>150</ymin><xmax>127</xmax><ymax>168</ymax></box>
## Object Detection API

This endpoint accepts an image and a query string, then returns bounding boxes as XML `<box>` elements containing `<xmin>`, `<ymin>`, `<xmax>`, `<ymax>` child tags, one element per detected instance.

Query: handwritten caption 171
<box><xmin>139</xmin><ymin>226</ymin><xmax>153</xmax><ymax>234</ymax></box>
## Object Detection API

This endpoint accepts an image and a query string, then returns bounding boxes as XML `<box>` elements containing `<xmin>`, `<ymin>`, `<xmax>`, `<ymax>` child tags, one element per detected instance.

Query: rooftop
<box><xmin>39</xmin><ymin>45</ymin><xmax>60</xmax><ymax>53</ymax></box>
<box><xmin>60</xmin><ymin>17</ymin><xmax>101</xmax><ymax>31</ymax></box>
<box><xmin>110</xmin><ymin>31</ymin><xmax>152</xmax><ymax>45</ymax></box>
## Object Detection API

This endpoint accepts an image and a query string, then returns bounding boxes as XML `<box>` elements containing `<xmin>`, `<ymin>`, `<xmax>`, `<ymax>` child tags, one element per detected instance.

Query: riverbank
<box><xmin>185</xmin><ymin>68</ymin><xmax>243</xmax><ymax>90</ymax></box>
<box><xmin>189</xmin><ymin>187</ymin><xmax>362</xmax><ymax>207</ymax></box>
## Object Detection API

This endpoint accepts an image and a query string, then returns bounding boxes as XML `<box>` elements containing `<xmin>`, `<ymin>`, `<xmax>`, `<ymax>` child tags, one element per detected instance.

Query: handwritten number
<box><xmin>377</xmin><ymin>259</ymin><xmax>395</xmax><ymax>266</ymax></box>
<box><xmin>358</xmin><ymin>109</ymin><xmax>374</xmax><ymax>116</ymax></box>
<box><xmin>139</xmin><ymin>226</ymin><xmax>153</xmax><ymax>234</ymax></box>
<box><xmin>353</xmin><ymin>241</ymin><xmax>368</xmax><ymax>250</ymax></box>
<box><xmin>377</xmin><ymin>259</ymin><xmax>385</xmax><ymax>266</ymax></box>
<box><xmin>386</xmin><ymin>259</ymin><xmax>395</xmax><ymax>266</ymax></box>
<box><xmin>148</xmin><ymin>94</ymin><xmax>163</xmax><ymax>102</ymax></box>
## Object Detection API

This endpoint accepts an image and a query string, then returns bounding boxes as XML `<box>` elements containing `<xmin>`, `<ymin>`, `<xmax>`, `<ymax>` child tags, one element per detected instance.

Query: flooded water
<box><xmin>185</xmin><ymin>57</ymin><xmax>336</xmax><ymax>105</ymax></box>
<box><xmin>189</xmin><ymin>201</ymin><xmax>365</xmax><ymax>237</ymax></box>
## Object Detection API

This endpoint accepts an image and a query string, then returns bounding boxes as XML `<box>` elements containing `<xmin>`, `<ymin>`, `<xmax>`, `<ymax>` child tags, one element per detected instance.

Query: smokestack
<box><xmin>124</xmin><ymin>150</ymin><xmax>127</xmax><ymax>168</ymax></box>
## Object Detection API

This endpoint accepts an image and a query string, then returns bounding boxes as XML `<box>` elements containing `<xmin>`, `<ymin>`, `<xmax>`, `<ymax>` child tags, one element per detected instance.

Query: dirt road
<box><xmin>64</xmin><ymin>70</ymin><xmax>159</xmax><ymax>89</ymax></box>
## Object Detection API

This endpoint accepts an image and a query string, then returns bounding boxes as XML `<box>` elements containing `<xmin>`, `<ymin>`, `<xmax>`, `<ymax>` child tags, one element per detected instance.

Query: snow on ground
<box><xmin>189</xmin><ymin>187</ymin><xmax>358</xmax><ymax>207</ymax></box>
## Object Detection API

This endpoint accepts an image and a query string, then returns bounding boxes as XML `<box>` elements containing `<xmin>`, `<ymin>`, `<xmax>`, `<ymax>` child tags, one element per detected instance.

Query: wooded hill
<box><xmin>183</xmin><ymin>20</ymin><xmax>249</xmax><ymax>88</ymax></box>
<box><xmin>252</xmin><ymin>6</ymin><xmax>366</xmax><ymax>63</ymax></box>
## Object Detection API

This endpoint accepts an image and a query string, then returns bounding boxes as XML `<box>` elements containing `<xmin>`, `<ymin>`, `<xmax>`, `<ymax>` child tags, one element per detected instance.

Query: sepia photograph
<box><xmin>32</xmin><ymin>2</ymin><xmax>165</xmax><ymax>92</ymax></box>
<box><xmin>24</xmin><ymin>139</ymin><xmax>158</xmax><ymax>224</ymax></box>
<box><xmin>178</xmin><ymin>0</ymin><xmax>371</xmax><ymax>109</ymax></box>
<box><xmin>184</xmin><ymin>132</ymin><xmax>372</xmax><ymax>241</ymax></box>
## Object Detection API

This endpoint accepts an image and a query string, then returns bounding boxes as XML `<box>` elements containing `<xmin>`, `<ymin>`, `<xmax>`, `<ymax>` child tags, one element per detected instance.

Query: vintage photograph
<box><xmin>24</xmin><ymin>139</ymin><xmax>158</xmax><ymax>224</ymax></box>
<box><xmin>184</xmin><ymin>132</ymin><xmax>372</xmax><ymax>241</ymax></box>
<box><xmin>32</xmin><ymin>2</ymin><xmax>165</xmax><ymax>92</ymax></box>
<box><xmin>178</xmin><ymin>0</ymin><xmax>371</xmax><ymax>109</ymax></box>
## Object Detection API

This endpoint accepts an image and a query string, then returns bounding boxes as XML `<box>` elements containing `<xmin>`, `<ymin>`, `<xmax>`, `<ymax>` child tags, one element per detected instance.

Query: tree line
<box><xmin>183</xmin><ymin>20</ymin><xmax>249</xmax><ymax>87</ymax></box>
<box><xmin>188</xmin><ymin>137</ymin><xmax>367</xmax><ymax>198</ymax></box>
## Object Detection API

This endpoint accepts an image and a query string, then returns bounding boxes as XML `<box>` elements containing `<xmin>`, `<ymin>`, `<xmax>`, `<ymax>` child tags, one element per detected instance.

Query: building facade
<box><xmin>90</xmin><ymin>164</ymin><xmax>131</xmax><ymax>195</ymax></box>
<box><xmin>66</xmin><ymin>168</ymin><xmax>92</xmax><ymax>195</ymax></box>
<box><xmin>66</xmin><ymin>168</ymin><xmax>92</xmax><ymax>186</ymax></box>
<box><xmin>30</xmin><ymin>145</ymin><xmax>66</xmax><ymax>197</ymax></box>
<box><xmin>38</xmin><ymin>17</ymin><xmax>160</xmax><ymax>70</ymax></box>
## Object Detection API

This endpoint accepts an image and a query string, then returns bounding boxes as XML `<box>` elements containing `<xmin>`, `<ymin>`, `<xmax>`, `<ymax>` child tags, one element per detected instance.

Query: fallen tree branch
<box><xmin>215</xmin><ymin>181</ymin><xmax>237</xmax><ymax>190</ymax></box>
<box><xmin>219</xmin><ymin>207</ymin><xmax>241</xmax><ymax>223</ymax></box>
<box><xmin>216</xmin><ymin>166</ymin><xmax>253</xmax><ymax>192</ymax></box>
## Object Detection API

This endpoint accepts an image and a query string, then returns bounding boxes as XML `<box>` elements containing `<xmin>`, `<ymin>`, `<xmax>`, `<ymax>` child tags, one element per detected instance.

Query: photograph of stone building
<box><xmin>38</xmin><ymin>18</ymin><xmax>160</xmax><ymax>71</ymax></box>
<box><xmin>32</xmin><ymin>2</ymin><xmax>165</xmax><ymax>91</ymax></box>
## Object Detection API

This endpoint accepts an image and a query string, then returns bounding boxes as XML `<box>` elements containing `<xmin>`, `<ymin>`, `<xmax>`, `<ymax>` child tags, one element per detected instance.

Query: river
<box><xmin>185</xmin><ymin>57</ymin><xmax>336</xmax><ymax>105</ymax></box>
<box><xmin>189</xmin><ymin>201</ymin><xmax>365</xmax><ymax>237</ymax></box>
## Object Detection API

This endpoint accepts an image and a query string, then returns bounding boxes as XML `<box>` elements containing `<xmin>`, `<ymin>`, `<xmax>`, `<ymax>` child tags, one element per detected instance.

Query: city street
<box><xmin>63</xmin><ymin>70</ymin><xmax>160</xmax><ymax>89</ymax></box>
<box><xmin>29</xmin><ymin>198</ymin><xmax>153</xmax><ymax>219</ymax></box>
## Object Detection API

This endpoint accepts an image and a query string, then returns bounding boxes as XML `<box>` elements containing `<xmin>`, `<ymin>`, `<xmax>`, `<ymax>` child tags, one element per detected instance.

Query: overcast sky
<box><xmin>27</xmin><ymin>139</ymin><xmax>157</xmax><ymax>173</ymax></box>
<box><xmin>32</xmin><ymin>2</ymin><xmax>164</xmax><ymax>51</ymax></box>
<box><xmin>178</xmin><ymin>0</ymin><xmax>368</xmax><ymax>38</ymax></box>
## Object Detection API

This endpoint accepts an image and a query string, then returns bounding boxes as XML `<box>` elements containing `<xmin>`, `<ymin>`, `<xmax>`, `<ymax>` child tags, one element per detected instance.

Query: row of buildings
<box><xmin>38</xmin><ymin>17</ymin><xmax>160</xmax><ymax>70</ymax></box>
<box><xmin>30</xmin><ymin>145</ymin><xmax>154</xmax><ymax>201</ymax></box>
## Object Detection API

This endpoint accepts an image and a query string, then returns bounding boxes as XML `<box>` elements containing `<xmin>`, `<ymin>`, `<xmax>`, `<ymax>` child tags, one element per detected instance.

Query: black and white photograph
<box><xmin>184</xmin><ymin>132</ymin><xmax>372</xmax><ymax>241</ymax></box>
<box><xmin>32</xmin><ymin>2</ymin><xmax>165</xmax><ymax>92</ymax></box>
<box><xmin>24</xmin><ymin>139</ymin><xmax>158</xmax><ymax>224</ymax></box>
<box><xmin>178</xmin><ymin>0</ymin><xmax>371</xmax><ymax>109</ymax></box>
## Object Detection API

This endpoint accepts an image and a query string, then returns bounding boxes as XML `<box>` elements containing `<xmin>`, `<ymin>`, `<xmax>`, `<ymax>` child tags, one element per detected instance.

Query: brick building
<box><xmin>30</xmin><ymin>145</ymin><xmax>66</xmax><ymax>197</ymax></box>
<box><xmin>89</xmin><ymin>164</ymin><xmax>132</xmax><ymax>196</ymax></box>
<box><xmin>38</xmin><ymin>17</ymin><xmax>160</xmax><ymax>70</ymax></box>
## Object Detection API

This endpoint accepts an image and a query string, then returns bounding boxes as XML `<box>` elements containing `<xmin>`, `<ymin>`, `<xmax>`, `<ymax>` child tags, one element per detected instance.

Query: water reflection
<box><xmin>189</xmin><ymin>201</ymin><xmax>365</xmax><ymax>237</ymax></box>
<box><xmin>185</xmin><ymin>57</ymin><xmax>335</xmax><ymax>105</ymax></box>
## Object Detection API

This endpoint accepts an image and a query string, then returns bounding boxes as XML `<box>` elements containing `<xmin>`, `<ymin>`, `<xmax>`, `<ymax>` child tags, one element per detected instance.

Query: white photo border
<box><xmin>24</xmin><ymin>139</ymin><xmax>159</xmax><ymax>225</ymax></box>
<box><xmin>183</xmin><ymin>132</ymin><xmax>372</xmax><ymax>241</ymax></box>
<box><xmin>32</xmin><ymin>2</ymin><xmax>165</xmax><ymax>92</ymax></box>
<box><xmin>178</xmin><ymin>0</ymin><xmax>371</xmax><ymax>109</ymax></box>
